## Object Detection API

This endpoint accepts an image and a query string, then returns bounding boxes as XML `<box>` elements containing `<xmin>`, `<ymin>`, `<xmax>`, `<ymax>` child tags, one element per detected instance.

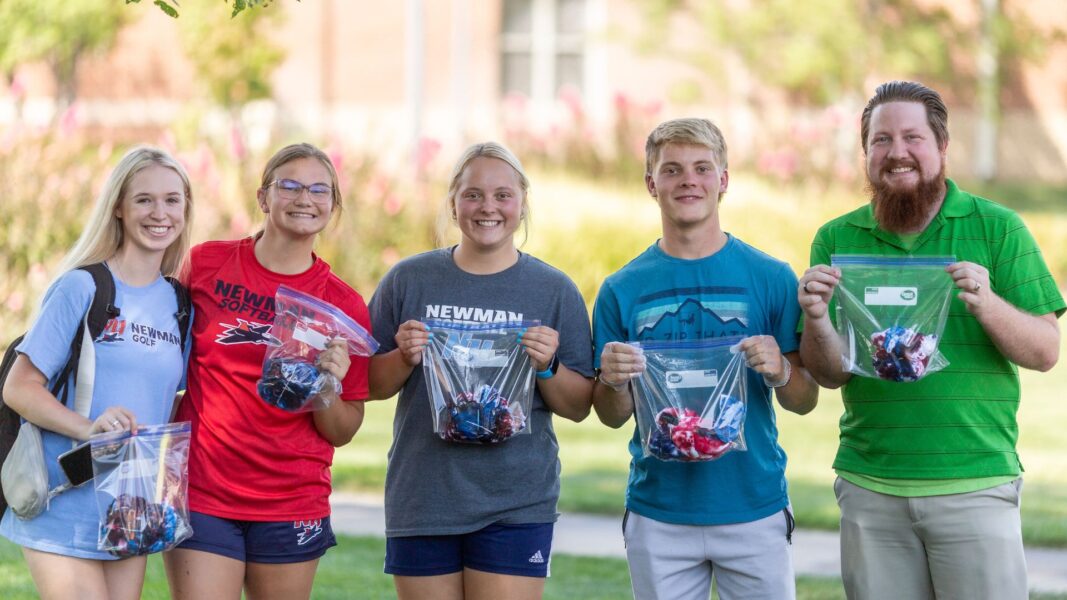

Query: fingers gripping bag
<box><xmin>831</xmin><ymin>255</ymin><xmax>956</xmax><ymax>382</ymax></box>
<box><xmin>91</xmin><ymin>422</ymin><xmax>193</xmax><ymax>556</ymax></box>
<box><xmin>630</xmin><ymin>336</ymin><xmax>749</xmax><ymax>463</ymax></box>
<box><xmin>257</xmin><ymin>285</ymin><xmax>379</xmax><ymax>412</ymax></box>
<box><xmin>422</xmin><ymin>320</ymin><xmax>538</xmax><ymax>444</ymax></box>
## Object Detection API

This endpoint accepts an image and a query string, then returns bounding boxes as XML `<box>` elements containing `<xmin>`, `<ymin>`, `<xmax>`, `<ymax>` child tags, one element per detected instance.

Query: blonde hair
<box><xmin>55</xmin><ymin>146</ymin><xmax>193</xmax><ymax>280</ymax></box>
<box><xmin>645</xmin><ymin>117</ymin><xmax>729</xmax><ymax>175</ymax></box>
<box><xmin>436</xmin><ymin>142</ymin><xmax>531</xmax><ymax>246</ymax></box>
<box><xmin>258</xmin><ymin>143</ymin><xmax>343</xmax><ymax>215</ymax></box>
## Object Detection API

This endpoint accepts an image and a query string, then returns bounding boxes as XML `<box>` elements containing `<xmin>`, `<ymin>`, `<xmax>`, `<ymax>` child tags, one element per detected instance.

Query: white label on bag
<box><xmin>293</xmin><ymin>322</ymin><xmax>328</xmax><ymax>349</ymax></box>
<box><xmin>116</xmin><ymin>458</ymin><xmax>156</xmax><ymax>480</ymax></box>
<box><xmin>864</xmin><ymin>286</ymin><xmax>918</xmax><ymax>306</ymax></box>
<box><xmin>664</xmin><ymin>369</ymin><xmax>719</xmax><ymax>389</ymax></box>
<box><xmin>451</xmin><ymin>346</ymin><xmax>509</xmax><ymax>368</ymax></box>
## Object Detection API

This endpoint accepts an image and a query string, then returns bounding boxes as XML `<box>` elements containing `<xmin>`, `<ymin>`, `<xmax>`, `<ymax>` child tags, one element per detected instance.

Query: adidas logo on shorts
<box><xmin>528</xmin><ymin>550</ymin><xmax>545</xmax><ymax>564</ymax></box>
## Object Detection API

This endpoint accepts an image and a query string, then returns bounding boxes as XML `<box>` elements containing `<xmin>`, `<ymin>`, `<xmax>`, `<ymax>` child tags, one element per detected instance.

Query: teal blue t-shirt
<box><xmin>593</xmin><ymin>236</ymin><xmax>801</xmax><ymax>525</ymax></box>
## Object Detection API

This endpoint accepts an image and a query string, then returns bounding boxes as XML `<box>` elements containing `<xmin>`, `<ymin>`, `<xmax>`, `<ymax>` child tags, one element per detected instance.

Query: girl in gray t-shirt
<box><xmin>368</xmin><ymin>142</ymin><xmax>594</xmax><ymax>600</ymax></box>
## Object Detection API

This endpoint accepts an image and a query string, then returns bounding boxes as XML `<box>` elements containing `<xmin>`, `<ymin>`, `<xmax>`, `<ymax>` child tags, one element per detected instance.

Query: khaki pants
<box><xmin>835</xmin><ymin>477</ymin><xmax>1028</xmax><ymax>600</ymax></box>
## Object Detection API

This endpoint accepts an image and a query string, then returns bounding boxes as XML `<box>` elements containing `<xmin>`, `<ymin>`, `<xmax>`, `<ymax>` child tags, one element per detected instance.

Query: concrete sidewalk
<box><xmin>330</xmin><ymin>492</ymin><xmax>1067</xmax><ymax>595</ymax></box>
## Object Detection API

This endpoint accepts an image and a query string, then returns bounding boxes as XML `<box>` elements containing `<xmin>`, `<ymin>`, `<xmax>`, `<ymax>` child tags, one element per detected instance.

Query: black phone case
<box><xmin>57</xmin><ymin>442</ymin><xmax>94</xmax><ymax>487</ymax></box>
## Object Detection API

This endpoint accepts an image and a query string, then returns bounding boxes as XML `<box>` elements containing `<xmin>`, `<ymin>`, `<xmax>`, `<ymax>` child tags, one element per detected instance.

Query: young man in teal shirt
<box><xmin>799</xmin><ymin>81</ymin><xmax>1064</xmax><ymax>599</ymax></box>
<box><xmin>593</xmin><ymin>118</ymin><xmax>820</xmax><ymax>600</ymax></box>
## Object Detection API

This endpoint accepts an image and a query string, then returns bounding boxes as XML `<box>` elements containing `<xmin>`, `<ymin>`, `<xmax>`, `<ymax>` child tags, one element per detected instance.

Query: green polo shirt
<box><xmin>811</xmin><ymin>179</ymin><xmax>1065</xmax><ymax>485</ymax></box>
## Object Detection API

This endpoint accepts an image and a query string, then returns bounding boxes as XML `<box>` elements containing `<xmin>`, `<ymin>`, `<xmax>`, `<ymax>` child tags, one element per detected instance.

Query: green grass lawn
<box><xmin>1</xmin><ymin>536</ymin><xmax>1063</xmax><ymax>600</ymax></box>
<box><xmin>0</xmin><ymin>535</ymin><xmax>822</xmax><ymax>599</ymax></box>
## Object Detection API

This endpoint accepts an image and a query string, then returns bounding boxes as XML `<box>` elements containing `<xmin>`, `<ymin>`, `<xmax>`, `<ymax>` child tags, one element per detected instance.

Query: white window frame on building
<box><xmin>501</xmin><ymin>0</ymin><xmax>586</xmax><ymax>102</ymax></box>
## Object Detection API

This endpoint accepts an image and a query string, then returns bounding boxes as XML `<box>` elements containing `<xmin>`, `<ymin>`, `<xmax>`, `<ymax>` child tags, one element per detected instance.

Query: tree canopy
<box><xmin>125</xmin><ymin>0</ymin><xmax>294</xmax><ymax>19</ymax></box>
<box><xmin>176</xmin><ymin>0</ymin><xmax>285</xmax><ymax>109</ymax></box>
<box><xmin>0</xmin><ymin>0</ymin><xmax>129</xmax><ymax>108</ymax></box>
<box><xmin>641</xmin><ymin>0</ymin><xmax>1055</xmax><ymax>106</ymax></box>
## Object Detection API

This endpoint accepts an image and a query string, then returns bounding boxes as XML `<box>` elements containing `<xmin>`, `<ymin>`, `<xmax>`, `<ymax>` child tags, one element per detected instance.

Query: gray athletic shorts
<box><xmin>622</xmin><ymin>508</ymin><xmax>796</xmax><ymax>600</ymax></box>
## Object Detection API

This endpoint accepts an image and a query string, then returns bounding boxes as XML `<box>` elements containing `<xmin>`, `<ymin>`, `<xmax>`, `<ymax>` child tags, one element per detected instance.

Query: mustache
<box><xmin>882</xmin><ymin>159</ymin><xmax>920</xmax><ymax>174</ymax></box>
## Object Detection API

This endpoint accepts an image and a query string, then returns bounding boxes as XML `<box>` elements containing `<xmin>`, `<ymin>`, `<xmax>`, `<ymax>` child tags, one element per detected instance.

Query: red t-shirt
<box><xmin>177</xmin><ymin>237</ymin><xmax>370</xmax><ymax>520</ymax></box>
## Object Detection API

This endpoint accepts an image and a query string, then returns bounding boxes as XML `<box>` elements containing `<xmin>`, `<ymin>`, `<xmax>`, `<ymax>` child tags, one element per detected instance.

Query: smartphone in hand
<box><xmin>57</xmin><ymin>442</ymin><xmax>94</xmax><ymax>488</ymax></box>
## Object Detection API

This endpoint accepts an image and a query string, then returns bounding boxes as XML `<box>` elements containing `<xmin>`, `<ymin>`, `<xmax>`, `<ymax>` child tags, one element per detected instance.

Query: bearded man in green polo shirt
<box><xmin>798</xmin><ymin>80</ymin><xmax>1065</xmax><ymax>600</ymax></box>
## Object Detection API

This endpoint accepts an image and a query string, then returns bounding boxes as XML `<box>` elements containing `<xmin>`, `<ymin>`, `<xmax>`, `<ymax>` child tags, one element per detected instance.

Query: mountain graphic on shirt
<box><xmin>636</xmin><ymin>297</ymin><xmax>748</xmax><ymax>339</ymax></box>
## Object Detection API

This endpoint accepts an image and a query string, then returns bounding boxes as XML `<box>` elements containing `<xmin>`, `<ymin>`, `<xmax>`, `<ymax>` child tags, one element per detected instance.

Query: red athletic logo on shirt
<box><xmin>97</xmin><ymin>317</ymin><xmax>126</xmax><ymax>343</ymax></box>
<box><xmin>215</xmin><ymin>319</ymin><xmax>280</xmax><ymax>346</ymax></box>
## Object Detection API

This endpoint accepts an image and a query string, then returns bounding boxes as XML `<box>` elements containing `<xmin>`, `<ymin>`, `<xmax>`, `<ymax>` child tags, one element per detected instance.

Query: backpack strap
<box><xmin>82</xmin><ymin>263</ymin><xmax>119</xmax><ymax>341</ymax></box>
<box><xmin>52</xmin><ymin>263</ymin><xmax>119</xmax><ymax>409</ymax></box>
<box><xmin>165</xmin><ymin>276</ymin><xmax>192</xmax><ymax>350</ymax></box>
<box><xmin>71</xmin><ymin>310</ymin><xmax>97</xmax><ymax>425</ymax></box>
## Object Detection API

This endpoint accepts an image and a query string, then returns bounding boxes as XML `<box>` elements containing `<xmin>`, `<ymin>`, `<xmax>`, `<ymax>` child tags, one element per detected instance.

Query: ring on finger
<box><xmin>802</xmin><ymin>282</ymin><xmax>811</xmax><ymax>294</ymax></box>
<box><xmin>973</xmin><ymin>282</ymin><xmax>982</xmax><ymax>293</ymax></box>
<box><xmin>110</xmin><ymin>419</ymin><xmax>120</xmax><ymax>427</ymax></box>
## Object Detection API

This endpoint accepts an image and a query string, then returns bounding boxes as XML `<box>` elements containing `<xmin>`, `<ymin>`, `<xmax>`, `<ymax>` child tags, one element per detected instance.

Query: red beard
<box><xmin>866</xmin><ymin>159</ymin><xmax>946</xmax><ymax>233</ymax></box>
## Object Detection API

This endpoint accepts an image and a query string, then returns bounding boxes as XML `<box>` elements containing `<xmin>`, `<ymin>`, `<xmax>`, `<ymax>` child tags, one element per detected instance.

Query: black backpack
<box><xmin>0</xmin><ymin>263</ymin><xmax>191</xmax><ymax>514</ymax></box>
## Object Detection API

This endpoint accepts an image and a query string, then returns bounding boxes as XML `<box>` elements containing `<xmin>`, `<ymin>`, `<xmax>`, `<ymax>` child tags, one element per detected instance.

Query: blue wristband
<box><xmin>535</xmin><ymin>354</ymin><xmax>560</xmax><ymax>379</ymax></box>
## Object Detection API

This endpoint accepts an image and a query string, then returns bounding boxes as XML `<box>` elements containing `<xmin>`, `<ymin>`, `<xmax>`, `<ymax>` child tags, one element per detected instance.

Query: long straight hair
<box><xmin>53</xmin><ymin>146</ymin><xmax>194</xmax><ymax>282</ymax></box>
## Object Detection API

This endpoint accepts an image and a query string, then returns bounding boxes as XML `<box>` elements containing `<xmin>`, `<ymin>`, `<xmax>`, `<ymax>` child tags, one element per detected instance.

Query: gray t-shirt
<box><xmin>369</xmin><ymin>248</ymin><xmax>594</xmax><ymax>536</ymax></box>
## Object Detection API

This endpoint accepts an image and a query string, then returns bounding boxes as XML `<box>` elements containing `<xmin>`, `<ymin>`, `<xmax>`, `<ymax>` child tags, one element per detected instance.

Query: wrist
<box><xmin>535</xmin><ymin>354</ymin><xmax>560</xmax><ymax>380</ymax></box>
<box><xmin>764</xmin><ymin>356</ymin><xmax>792</xmax><ymax>389</ymax></box>
<box><xmin>597</xmin><ymin>371</ymin><xmax>630</xmax><ymax>392</ymax></box>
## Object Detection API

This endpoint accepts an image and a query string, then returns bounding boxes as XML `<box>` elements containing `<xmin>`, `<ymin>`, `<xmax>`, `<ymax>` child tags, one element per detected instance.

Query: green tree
<box><xmin>126</xmin><ymin>0</ymin><xmax>293</xmax><ymax>19</ymax></box>
<box><xmin>641</xmin><ymin>0</ymin><xmax>1059</xmax><ymax>183</ymax></box>
<box><xmin>174</xmin><ymin>0</ymin><xmax>287</xmax><ymax>209</ymax></box>
<box><xmin>178</xmin><ymin>0</ymin><xmax>285</xmax><ymax>111</ymax></box>
<box><xmin>642</xmin><ymin>0</ymin><xmax>1053</xmax><ymax>106</ymax></box>
<box><xmin>0</xmin><ymin>0</ymin><xmax>129</xmax><ymax>113</ymax></box>
<box><xmin>641</xmin><ymin>0</ymin><xmax>969</xmax><ymax>106</ymax></box>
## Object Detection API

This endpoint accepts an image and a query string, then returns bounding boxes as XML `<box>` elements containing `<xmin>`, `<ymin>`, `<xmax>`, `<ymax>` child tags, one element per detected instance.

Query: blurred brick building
<box><xmin>3</xmin><ymin>0</ymin><xmax>1066</xmax><ymax>181</ymax></box>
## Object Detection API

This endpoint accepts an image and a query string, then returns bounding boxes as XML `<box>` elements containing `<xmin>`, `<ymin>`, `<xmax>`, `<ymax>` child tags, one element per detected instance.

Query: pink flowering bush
<box><xmin>0</xmin><ymin>126</ymin><xmax>439</xmax><ymax>344</ymax></box>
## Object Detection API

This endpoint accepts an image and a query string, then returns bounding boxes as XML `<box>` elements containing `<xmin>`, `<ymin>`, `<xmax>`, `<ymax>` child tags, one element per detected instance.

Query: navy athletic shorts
<box><xmin>385</xmin><ymin>522</ymin><xmax>554</xmax><ymax>577</ymax></box>
<box><xmin>175</xmin><ymin>511</ymin><xmax>337</xmax><ymax>564</ymax></box>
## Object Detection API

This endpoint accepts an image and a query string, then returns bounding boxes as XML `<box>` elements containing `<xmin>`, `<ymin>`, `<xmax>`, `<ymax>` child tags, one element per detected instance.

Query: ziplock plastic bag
<box><xmin>257</xmin><ymin>285</ymin><xmax>379</xmax><ymax>412</ymax></box>
<box><xmin>831</xmin><ymin>255</ymin><xmax>956</xmax><ymax>382</ymax></box>
<box><xmin>422</xmin><ymin>320</ymin><xmax>538</xmax><ymax>444</ymax></box>
<box><xmin>630</xmin><ymin>336</ymin><xmax>749</xmax><ymax>462</ymax></box>
<box><xmin>91</xmin><ymin>422</ymin><xmax>192</xmax><ymax>556</ymax></box>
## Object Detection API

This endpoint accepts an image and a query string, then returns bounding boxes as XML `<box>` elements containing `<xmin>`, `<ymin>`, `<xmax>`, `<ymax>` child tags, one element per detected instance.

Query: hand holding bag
<box><xmin>830</xmin><ymin>255</ymin><xmax>956</xmax><ymax>382</ymax></box>
<box><xmin>92</xmin><ymin>422</ymin><xmax>193</xmax><ymax>556</ymax></box>
<box><xmin>422</xmin><ymin>320</ymin><xmax>538</xmax><ymax>444</ymax></box>
<box><xmin>257</xmin><ymin>285</ymin><xmax>378</xmax><ymax>412</ymax></box>
<box><xmin>630</xmin><ymin>336</ymin><xmax>750</xmax><ymax>462</ymax></box>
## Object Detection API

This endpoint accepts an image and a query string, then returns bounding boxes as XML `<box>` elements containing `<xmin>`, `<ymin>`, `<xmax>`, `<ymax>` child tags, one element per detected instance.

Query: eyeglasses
<box><xmin>268</xmin><ymin>179</ymin><xmax>333</xmax><ymax>202</ymax></box>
